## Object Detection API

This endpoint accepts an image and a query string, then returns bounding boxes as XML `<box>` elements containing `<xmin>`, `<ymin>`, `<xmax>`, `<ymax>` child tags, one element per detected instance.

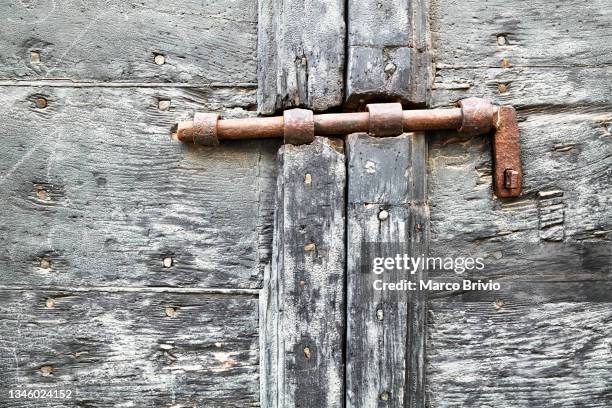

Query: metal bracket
<box><xmin>176</xmin><ymin>98</ymin><xmax>523</xmax><ymax>198</ymax></box>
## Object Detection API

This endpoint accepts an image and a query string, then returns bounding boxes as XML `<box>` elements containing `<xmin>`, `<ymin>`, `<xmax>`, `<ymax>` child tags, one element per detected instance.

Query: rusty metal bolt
<box><xmin>35</xmin><ymin>97</ymin><xmax>48</xmax><ymax>109</ymax></box>
<box><xmin>193</xmin><ymin>112</ymin><xmax>220</xmax><ymax>146</ymax></box>
<box><xmin>283</xmin><ymin>108</ymin><xmax>315</xmax><ymax>145</ymax></box>
<box><xmin>366</xmin><ymin>103</ymin><xmax>403</xmax><ymax>137</ymax></box>
<box><xmin>504</xmin><ymin>169</ymin><xmax>519</xmax><ymax>190</ymax></box>
<box><xmin>457</xmin><ymin>97</ymin><xmax>495</xmax><ymax>136</ymax></box>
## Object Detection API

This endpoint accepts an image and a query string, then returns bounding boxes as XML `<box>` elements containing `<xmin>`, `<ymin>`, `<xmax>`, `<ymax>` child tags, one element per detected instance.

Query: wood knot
<box><xmin>165</xmin><ymin>306</ymin><xmax>178</xmax><ymax>318</ymax></box>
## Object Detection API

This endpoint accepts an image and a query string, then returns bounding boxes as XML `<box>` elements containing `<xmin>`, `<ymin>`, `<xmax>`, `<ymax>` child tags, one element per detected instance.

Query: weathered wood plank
<box><xmin>430</xmin><ymin>0</ymin><xmax>611</xmax><ymax>108</ymax></box>
<box><xmin>0</xmin><ymin>86</ymin><xmax>278</xmax><ymax>289</ymax></box>
<box><xmin>0</xmin><ymin>0</ymin><xmax>257</xmax><ymax>84</ymax></box>
<box><xmin>0</xmin><ymin>290</ymin><xmax>259</xmax><ymax>407</ymax></box>
<box><xmin>431</xmin><ymin>66</ymin><xmax>612</xmax><ymax>108</ymax></box>
<box><xmin>346</xmin><ymin>133</ymin><xmax>429</xmax><ymax>408</ymax></box>
<box><xmin>427</xmin><ymin>301</ymin><xmax>612</xmax><ymax>407</ymax></box>
<box><xmin>346</xmin><ymin>0</ymin><xmax>431</xmax><ymax>107</ymax></box>
<box><xmin>429</xmin><ymin>0</ymin><xmax>611</xmax><ymax>108</ymax></box>
<box><xmin>257</xmin><ymin>0</ymin><xmax>345</xmax><ymax>113</ymax></box>
<box><xmin>261</xmin><ymin>137</ymin><xmax>346</xmax><ymax>408</ymax></box>
<box><xmin>431</xmin><ymin>0</ymin><xmax>611</xmax><ymax>68</ymax></box>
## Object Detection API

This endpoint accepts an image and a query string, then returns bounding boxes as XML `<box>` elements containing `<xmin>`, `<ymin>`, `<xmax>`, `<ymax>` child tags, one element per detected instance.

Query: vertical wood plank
<box><xmin>346</xmin><ymin>133</ymin><xmax>429</xmax><ymax>408</ymax></box>
<box><xmin>346</xmin><ymin>0</ymin><xmax>431</xmax><ymax>107</ymax></box>
<box><xmin>257</xmin><ymin>0</ymin><xmax>345</xmax><ymax>113</ymax></box>
<box><xmin>261</xmin><ymin>137</ymin><xmax>346</xmax><ymax>407</ymax></box>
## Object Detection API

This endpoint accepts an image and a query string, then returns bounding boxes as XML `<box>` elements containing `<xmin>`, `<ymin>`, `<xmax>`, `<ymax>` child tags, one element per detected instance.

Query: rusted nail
<box><xmin>158</xmin><ymin>99</ymin><xmax>171</xmax><ymax>111</ymax></box>
<box><xmin>504</xmin><ymin>169</ymin><xmax>519</xmax><ymax>189</ymax></box>
<box><xmin>40</xmin><ymin>366</ymin><xmax>54</xmax><ymax>376</ymax></box>
<box><xmin>365</xmin><ymin>160</ymin><xmax>376</xmax><ymax>173</ymax></box>
<box><xmin>378</xmin><ymin>209</ymin><xmax>389</xmax><ymax>221</ymax></box>
<box><xmin>163</xmin><ymin>257</ymin><xmax>173</xmax><ymax>268</ymax></box>
<box><xmin>165</xmin><ymin>307</ymin><xmax>178</xmax><ymax>318</ymax></box>
<box><xmin>154</xmin><ymin>54</ymin><xmax>166</xmax><ymax>65</ymax></box>
<box><xmin>384</xmin><ymin>62</ymin><xmax>397</xmax><ymax>75</ymax></box>
<box><xmin>35</xmin><ymin>97</ymin><xmax>48</xmax><ymax>109</ymax></box>
<box><xmin>36</xmin><ymin>186</ymin><xmax>49</xmax><ymax>200</ymax></box>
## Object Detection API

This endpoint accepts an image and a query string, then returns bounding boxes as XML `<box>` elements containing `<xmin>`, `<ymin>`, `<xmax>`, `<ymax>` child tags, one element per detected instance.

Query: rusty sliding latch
<box><xmin>176</xmin><ymin>98</ymin><xmax>522</xmax><ymax>198</ymax></box>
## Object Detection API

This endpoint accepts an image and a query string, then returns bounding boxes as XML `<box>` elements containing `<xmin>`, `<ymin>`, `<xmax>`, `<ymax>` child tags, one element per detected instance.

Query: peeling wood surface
<box><xmin>261</xmin><ymin>137</ymin><xmax>346</xmax><ymax>407</ymax></box>
<box><xmin>0</xmin><ymin>87</ymin><xmax>278</xmax><ymax>289</ymax></box>
<box><xmin>0</xmin><ymin>290</ymin><xmax>259</xmax><ymax>407</ymax></box>
<box><xmin>257</xmin><ymin>0</ymin><xmax>345</xmax><ymax>113</ymax></box>
<box><xmin>427</xmin><ymin>0</ymin><xmax>612</xmax><ymax>406</ymax></box>
<box><xmin>1</xmin><ymin>0</ymin><xmax>258</xmax><ymax>85</ymax></box>
<box><xmin>346</xmin><ymin>0</ymin><xmax>431</xmax><ymax>107</ymax></box>
<box><xmin>346</xmin><ymin>133</ymin><xmax>429</xmax><ymax>408</ymax></box>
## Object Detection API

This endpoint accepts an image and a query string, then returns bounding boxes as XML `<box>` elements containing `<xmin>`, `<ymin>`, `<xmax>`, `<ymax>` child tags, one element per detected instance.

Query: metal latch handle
<box><xmin>176</xmin><ymin>98</ymin><xmax>522</xmax><ymax>198</ymax></box>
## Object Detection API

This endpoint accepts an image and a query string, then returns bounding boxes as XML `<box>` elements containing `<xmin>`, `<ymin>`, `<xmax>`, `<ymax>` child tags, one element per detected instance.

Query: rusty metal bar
<box><xmin>176</xmin><ymin>98</ymin><xmax>522</xmax><ymax>198</ymax></box>
<box><xmin>177</xmin><ymin>109</ymin><xmax>465</xmax><ymax>142</ymax></box>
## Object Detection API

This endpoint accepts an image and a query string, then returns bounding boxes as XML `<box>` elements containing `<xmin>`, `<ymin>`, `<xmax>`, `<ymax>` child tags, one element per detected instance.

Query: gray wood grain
<box><xmin>427</xmin><ymin>301</ymin><xmax>612</xmax><ymax>407</ymax></box>
<box><xmin>431</xmin><ymin>0</ymin><xmax>611</xmax><ymax>68</ymax></box>
<box><xmin>0</xmin><ymin>289</ymin><xmax>259</xmax><ymax>407</ymax></box>
<box><xmin>429</xmin><ymin>0</ymin><xmax>611</xmax><ymax>108</ymax></box>
<box><xmin>346</xmin><ymin>133</ymin><xmax>429</xmax><ymax>408</ymax></box>
<box><xmin>257</xmin><ymin>0</ymin><xmax>345</xmax><ymax>113</ymax></box>
<box><xmin>431</xmin><ymin>66</ymin><xmax>612</xmax><ymax>108</ymax></box>
<box><xmin>346</xmin><ymin>0</ymin><xmax>430</xmax><ymax>107</ymax></box>
<box><xmin>427</xmin><ymin>1</ymin><xmax>612</xmax><ymax>405</ymax></box>
<box><xmin>0</xmin><ymin>86</ymin><xmax>278</xmax><ymax>289</ymax></box>
<box><xmin>261</xmin><ymin>137</ymin><xmax>346</xmax><ymax>408</ymax></box>
<box><xmin>0</xmin><ymin>0</ymin><xmax>258</xmax><ymax>85</ymax></box>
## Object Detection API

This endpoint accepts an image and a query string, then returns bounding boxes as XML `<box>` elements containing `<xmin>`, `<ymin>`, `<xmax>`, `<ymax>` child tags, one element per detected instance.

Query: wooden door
<box><xmin>0</xmin><ymin>1</ymin><xmax>609</xmax><ymax>407</ymax></box>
